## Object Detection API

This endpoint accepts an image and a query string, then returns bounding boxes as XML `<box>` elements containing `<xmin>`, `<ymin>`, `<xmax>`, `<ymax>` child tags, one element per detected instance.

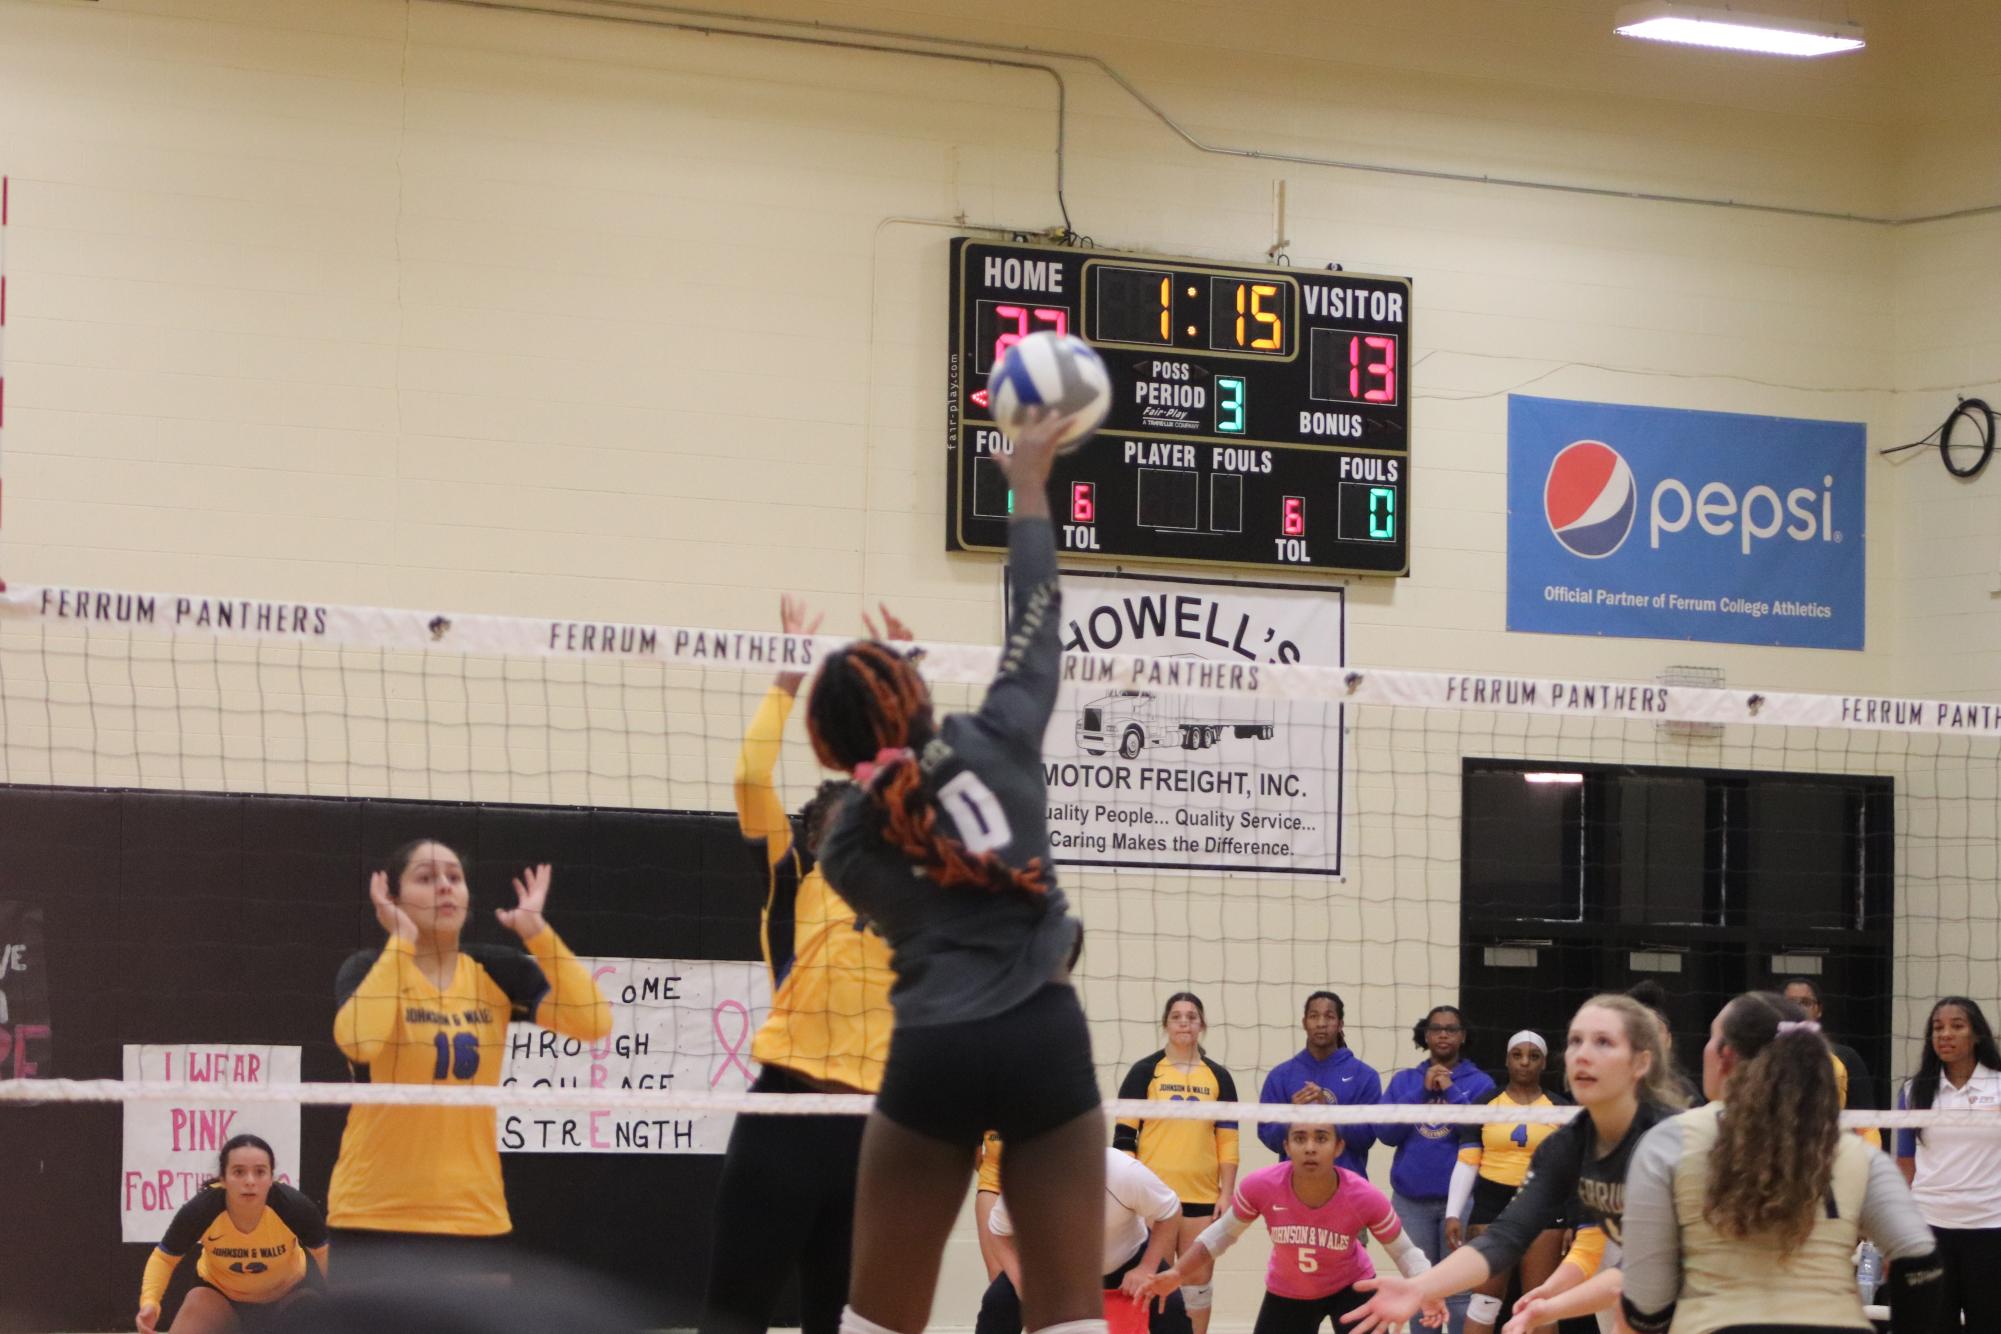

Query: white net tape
<box><xmin>9</xmin><ymin>583</ymin><xmax>2001</xmax><ymax>731</ymax></box>
<box><xmin>4</xmin><ymin>1079</ymin><xmax>1996</xmax><ymax>1135</ymax></box>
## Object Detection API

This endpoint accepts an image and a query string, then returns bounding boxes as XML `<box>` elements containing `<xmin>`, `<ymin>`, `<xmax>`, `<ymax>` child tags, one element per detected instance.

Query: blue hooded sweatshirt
<box><xmin>1257</xmin><ymin>1045</ymin><xmax>1382</xmax><ymax>1176</ymax></box>
<box><xmin>1376</xmin><ymin>1059</ymin><xmax>1497</xmax><ymax>1200</ymax></box>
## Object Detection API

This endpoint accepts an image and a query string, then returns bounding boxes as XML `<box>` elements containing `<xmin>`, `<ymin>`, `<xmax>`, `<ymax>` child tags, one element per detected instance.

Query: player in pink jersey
<box><xmin>1141</xmin><ymin>1124</ymin><xmax>1443</xmax><ymax>1334</ymax></box>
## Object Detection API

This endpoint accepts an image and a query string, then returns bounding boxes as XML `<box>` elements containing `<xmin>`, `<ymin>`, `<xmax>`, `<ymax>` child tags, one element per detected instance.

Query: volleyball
<box><xmin>986</xmin><ymin>332</ymin><xmax>1112</xmax><ymax>454</ymax></box>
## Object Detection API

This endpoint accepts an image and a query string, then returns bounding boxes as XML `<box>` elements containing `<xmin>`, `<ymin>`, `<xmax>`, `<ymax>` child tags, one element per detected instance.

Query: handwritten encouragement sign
<box><xmin>120</xmin><ymin>1045</ymin><xmax>303</xmax><ymax>1243</ymax></box>
<box><xmin>0</xmin><ymin>900</ymin><xmax>53</xmax><ymax>1078</ymax></box>
<box><xmin>497</xmin><ymin>957</ymin><xmax>770</xmax><ymax>1154</ymax></box>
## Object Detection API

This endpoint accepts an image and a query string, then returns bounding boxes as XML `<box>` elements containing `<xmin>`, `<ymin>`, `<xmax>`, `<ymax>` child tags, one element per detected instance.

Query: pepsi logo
<box><xmin>1545</xmin><ymin>440</ymin><xmax>1637</xmax><ymax>559</ymax></box>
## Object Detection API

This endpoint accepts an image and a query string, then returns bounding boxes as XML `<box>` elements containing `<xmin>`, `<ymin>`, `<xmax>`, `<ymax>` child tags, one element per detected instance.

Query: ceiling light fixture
<box><xmin>1614</xmin><ymin>2</ymin><xmax>1865</xmax><ymax>57</ymax></box>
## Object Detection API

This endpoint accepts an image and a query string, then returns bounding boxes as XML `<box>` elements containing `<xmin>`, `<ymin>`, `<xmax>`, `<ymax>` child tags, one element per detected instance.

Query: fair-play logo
<box><xmin>1544</xmin><ymin>440</ymin><xmax>1636</xmax><ymax>559</ymax></box>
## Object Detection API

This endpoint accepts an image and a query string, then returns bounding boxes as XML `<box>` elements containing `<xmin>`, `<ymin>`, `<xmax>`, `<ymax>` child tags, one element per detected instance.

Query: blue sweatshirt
<box><xmin>1257</xmin><ymin>1046</ymin><xmax>1382</xmax><ymax>1176</ymax></box>
<box><xmin>1375</xmin><ymin>1059</ymin><xmax>1497</xmax><ymax>1200</ymax></box>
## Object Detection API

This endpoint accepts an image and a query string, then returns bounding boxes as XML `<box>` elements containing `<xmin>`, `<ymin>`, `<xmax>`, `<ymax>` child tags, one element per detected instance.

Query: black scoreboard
<box><xmin>946</xmin><ymin>238</ymin><xmax>1411</xmax><ymax>576</ymax></box>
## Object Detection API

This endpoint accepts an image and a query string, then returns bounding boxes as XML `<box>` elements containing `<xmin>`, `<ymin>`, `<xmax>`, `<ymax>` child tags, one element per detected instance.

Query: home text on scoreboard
<box><xmin>946</xmin><ymin>239</ymin><xmax>1411</xmax><ymax>576</ymax></box>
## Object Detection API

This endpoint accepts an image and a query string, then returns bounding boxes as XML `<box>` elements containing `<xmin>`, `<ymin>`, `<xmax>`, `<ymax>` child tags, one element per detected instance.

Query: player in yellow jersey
<box><xmin>1780</xmin><ymin>977</ymin><xmax>1883</xmax><ymax>1151</ymax></box>
<box><xmin>977</xmin><ymin>1132</ymin><xmax>1012</xmax><ymax>1283</ymax></box>
<box><xmin>1114</xmin><ymin>993</ymin><xmax>1239</xmax><ymax>1334</ymax></box>
<box><xmin>1442</xmin><ymin>1033</ymin><xmax>1567</xmax><ymax>1334</ymax></box>
<box><xmin>136</xmin><ymin>1134</ymin><xmax>327</xmax><ymax>1333</ymax></box>
<box><xmin>328</xmin><ymin>839</ymin><xmax>611</xmax><ymax>1281</ymax></box>
<box><xmin>700</xmin><ymin>595</ymin><xmax>899</xmax><ymax>1334</ymax></box>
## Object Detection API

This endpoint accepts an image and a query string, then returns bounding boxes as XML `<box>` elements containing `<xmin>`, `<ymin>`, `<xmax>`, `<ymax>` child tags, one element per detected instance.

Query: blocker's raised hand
<box><xmin>497</xmin><ymin>862</ymin><xmax>553</xmax><ymax>941</ymax></box>
<box><xmin>369</xmin><ymin>869</ymin><xmax>417</xmax><ymax>944</ymax></box>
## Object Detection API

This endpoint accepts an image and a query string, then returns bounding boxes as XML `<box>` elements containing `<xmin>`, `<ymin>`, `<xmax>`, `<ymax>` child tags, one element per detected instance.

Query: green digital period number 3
<box><xmin>1217</xmin><ymin>376</ymin><xmax>1247</xmax><ymax>434</ymax></box>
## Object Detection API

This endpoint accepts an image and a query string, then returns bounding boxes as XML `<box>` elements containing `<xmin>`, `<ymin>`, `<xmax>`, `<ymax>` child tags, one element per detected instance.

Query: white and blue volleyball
<box><xmin>986</xmin><ymin>331</ymin><xmax>1112</xmax><ymax>453</ymax></box>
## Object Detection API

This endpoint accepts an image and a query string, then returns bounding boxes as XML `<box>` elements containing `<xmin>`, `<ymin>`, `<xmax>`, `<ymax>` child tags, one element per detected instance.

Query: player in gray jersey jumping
<box><xmin>808</xmin><ymin>408</ymin><xmax>1105</xmax><ymax>1334</ymax></box>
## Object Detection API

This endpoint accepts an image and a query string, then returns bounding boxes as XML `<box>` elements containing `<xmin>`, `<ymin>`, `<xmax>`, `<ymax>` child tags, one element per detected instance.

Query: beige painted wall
<box><xmin>1</xmin><ymin>0</ymin><xmax>1997</xmax><ymax>1323</ymax></box>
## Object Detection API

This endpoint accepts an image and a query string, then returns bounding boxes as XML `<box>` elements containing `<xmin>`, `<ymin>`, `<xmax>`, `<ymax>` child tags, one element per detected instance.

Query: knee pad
<box><xmin>843</xmin><ymin>1307</ymin><xmax>903</xmax><ymax>1334</ymax></box>
<box><xmin>1466</xmin><ymin>1294</ymin><xmax>1503</xmax><ymax>1324</ymax></box>
<box><xmin>1180</xmin><ymin>1284</ymin><xmax>1213</xmax><ymax>1312</ymax></box>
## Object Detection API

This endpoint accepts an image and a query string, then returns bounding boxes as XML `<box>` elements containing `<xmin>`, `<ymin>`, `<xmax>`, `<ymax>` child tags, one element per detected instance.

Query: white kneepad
<box><xmin>1180</xmin><ymin>1284</ymin><xmax>1214</xmax><ymax>1312</ymax></box>
<box><xmin>1466</xmin><ymin>1294</ymin><xmax>1503</xmax><ymax>1324</ymax></box>
<box><xmin>842</xmin><ymin>1308</ymin><xmax>903</xmax><ymax>1334</ymax></box>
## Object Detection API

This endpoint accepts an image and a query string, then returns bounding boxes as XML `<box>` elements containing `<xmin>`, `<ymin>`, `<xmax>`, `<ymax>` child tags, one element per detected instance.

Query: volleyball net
<box><xmin>0</xmin><ymin>579</ymin><xmax>1994</xmax><ymax>1141</ymax></box>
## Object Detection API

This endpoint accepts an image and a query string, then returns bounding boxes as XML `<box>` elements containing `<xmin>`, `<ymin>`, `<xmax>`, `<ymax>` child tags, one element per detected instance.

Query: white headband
<box><xmin>1507</xmin><ymin>1030</ymin><xmax>1548</xmax><ymax>1056</ymax></box>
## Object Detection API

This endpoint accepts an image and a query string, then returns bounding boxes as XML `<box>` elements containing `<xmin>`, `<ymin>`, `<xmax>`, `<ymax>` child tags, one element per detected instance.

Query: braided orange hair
<box><xmin>808</xmin><ymin>641</ymin><xmax>1049</xmax><ymax>898</ymax></box>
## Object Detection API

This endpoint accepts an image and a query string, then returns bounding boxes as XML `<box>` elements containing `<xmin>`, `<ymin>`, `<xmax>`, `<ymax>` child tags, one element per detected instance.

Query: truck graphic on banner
<box><xmin>1077</xmin><ymin>689</ymin><xmax>1277</xmax><ymax>758</ymax></box>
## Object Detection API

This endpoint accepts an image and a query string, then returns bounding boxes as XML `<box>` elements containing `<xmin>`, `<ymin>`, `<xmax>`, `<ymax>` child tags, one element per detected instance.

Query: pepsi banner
<box><xmin>1507</xmin><ymin>396</ymin><xmax>1865</xmax><ymax>651</ymax></box>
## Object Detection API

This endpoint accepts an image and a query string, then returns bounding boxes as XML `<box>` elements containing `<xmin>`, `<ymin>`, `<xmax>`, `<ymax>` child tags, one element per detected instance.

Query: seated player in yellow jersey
<box><xmin>328</xmin><ymin>840</ymin><xmax>611</xmax><ymax>1282</ymax></box>
<box><xmin>136</xmin><ymin>1134</ymin><xmax>327</xmax><ymax>1333</ymax></box>
<box><xmin>700</xmin><ymin>595</ymin><xmax>900</xmax><ymax>1334</ymax></box>
<box><xmin>1443</xmin><ymin>1032</ymin><xmax>1569</xmax><ymax>1334</ymax></box>
<box><xmin>1114</xmin><ymin>993</ymin><xmax>1240</xmax><ymax>1334</ymax></box>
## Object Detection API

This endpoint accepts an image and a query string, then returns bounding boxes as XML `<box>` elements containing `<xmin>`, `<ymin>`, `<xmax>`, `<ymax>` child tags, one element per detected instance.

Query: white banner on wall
<box><xmin>497</xmin><ymin>957</ymin><xmax>770</xmax><ymax>1154</ymax></box>
<box><xmin>120</xmin><ymin>1044</ymin><xmax>303</xmax><ymax>1244</ymax></box>
<box><xmin>1010</xmin><ymin>569</ymin><xmax>1347</xmax><ymax>877</ymax></box>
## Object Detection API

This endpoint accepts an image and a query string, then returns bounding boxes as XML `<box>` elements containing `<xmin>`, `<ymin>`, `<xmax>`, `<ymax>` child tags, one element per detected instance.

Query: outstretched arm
<box><xmin>1121</xmin><ymin>1214</ymin><xmax>1183</xmax><ymax>1304</ymax></box>
<box><xmin>1614</xmin><ymin>1119</ymin><xmax>1682</xmax><ymax>1331</ymax></box>
<box><xmin>977</xmin><ymin>409</ymin><xmax>1067</xmax><ymax>748</ymax></box>
<box><xmin>736</xmin><ymin>595</ymin><xmax>823</xmax><ymax>858</ymax></box>
<box><xmin>735</xmin><ymin>688</ymin><xmax>796</xmax><ymax>858</ymax></box>
<box><xmin>1506</xmin><ymin>1268</ymin><xmax>1622</xmax><ymax>1333</ymax></box>
<box><xmin>526</xmin><ymin>927</ymin><xmax>614</xmax><ymax>1041</ymax></box>
<box><xmin>1340</xmin><ymin>1241</ymin><xmax>1495</xmax><ymax>1333</ymax></box>
<box><xmin>333</xmin><ymin>939</ymin><xmax>408</xmax><ymax>1066</ymax></box>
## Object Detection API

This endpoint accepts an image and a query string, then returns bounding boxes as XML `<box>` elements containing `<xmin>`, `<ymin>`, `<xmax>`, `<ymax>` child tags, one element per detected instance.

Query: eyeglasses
<box><xmin>1428</xmin><ymin>1025</ymin><xmax>1464</xmax><ymax>1035</ymax></box>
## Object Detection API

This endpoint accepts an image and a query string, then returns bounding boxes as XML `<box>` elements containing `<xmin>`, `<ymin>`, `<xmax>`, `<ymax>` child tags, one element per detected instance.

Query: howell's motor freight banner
<box><xmin>1506</xmin><ymin>396</ymin><xmax>1865</xmax><ymax>650</ymax></box>
<box><xmin>497</xmin><ymin>957</ymin><xmax>770</xmax><ymax>1154</ymax></box>
<box><xmin>1007</xmin><ymin>569</ymin><xmax>1345</xmax><ymax>876</ymax></box>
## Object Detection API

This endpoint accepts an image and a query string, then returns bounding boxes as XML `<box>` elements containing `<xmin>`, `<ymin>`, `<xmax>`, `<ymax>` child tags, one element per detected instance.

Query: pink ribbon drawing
<box><xmin>711</xmin><ymin>999</ymin><xmax>754</xmax><ymax>1087</ymax></box>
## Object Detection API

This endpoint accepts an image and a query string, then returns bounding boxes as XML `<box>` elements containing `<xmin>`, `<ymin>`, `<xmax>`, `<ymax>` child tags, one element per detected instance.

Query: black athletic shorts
<box><xmin>874</xmin><ymin>981</ymin><xmax>1100</xmax><ymax>1148</ymax></box>
<box><xmin>325</xmin><ymin>1227</ymin><xmax>517</xmax><ymax>1287</ymax></box>
<box><xmin>1250</xmin><ymin>1287</ymin><xmax>1367</xmax><ymax>1334</ymax></box>
<box><xmin>189</xmin><ymin>1275</ymin><xmax>320</xmax><ymax>1331</ymax></box>
<box><xmin>1180</xmin><ymin>1202</ymin><xmax>1216</xmax><ymax>1218</ymax></box>
<box><xmin>1469</xmin><ymin>1173</ymin><xmax>1519</xmax><ymax>1226</ymax></box>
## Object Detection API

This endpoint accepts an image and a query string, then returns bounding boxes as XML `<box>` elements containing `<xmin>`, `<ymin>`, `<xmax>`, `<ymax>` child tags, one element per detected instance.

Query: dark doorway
<box><xmin>1460</xmin><ymin>760</ymin><xmax>1893</xmax><ymax>1104</ymax></box>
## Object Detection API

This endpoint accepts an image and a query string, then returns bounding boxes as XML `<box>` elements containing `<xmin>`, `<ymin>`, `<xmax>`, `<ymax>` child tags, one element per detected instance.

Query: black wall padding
<box><xmin>0</xmin><ymin>784</ymin><xmax>771</xmax><ymax>1333</ymax></box>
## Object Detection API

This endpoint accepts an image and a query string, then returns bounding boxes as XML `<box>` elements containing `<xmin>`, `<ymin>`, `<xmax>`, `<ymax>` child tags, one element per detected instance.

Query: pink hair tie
<box><xmin>1776</xmin><ymin>1020</ymin><xmax>1821</xmax><ymax>1035</ymax></box>
<box><xmin>853</xmin><ymin>747</ymin><xmax>913</xmax><ymax>788</ymax></box>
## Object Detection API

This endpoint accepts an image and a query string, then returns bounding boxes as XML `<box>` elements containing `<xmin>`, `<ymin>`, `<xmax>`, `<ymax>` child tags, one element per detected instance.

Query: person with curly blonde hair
<box><xmin>1617</xmin><ymin>991</ymin><xmax>1942</xmax><ymax>1334</ymax></box>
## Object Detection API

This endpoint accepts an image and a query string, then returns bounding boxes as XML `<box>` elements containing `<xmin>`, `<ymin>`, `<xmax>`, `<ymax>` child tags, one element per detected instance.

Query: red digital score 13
<box><xmin>1348</xmin><ymin>334</ymin><xmax>1397</xmax><ymax>403</ymax></box>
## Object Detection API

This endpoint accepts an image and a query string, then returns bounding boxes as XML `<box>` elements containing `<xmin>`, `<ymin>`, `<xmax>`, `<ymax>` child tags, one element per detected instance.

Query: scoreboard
<box><xmin>946</xmin><ymin>239</ymin><xmax>1411</xmax><ymax>576</ymax></box>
